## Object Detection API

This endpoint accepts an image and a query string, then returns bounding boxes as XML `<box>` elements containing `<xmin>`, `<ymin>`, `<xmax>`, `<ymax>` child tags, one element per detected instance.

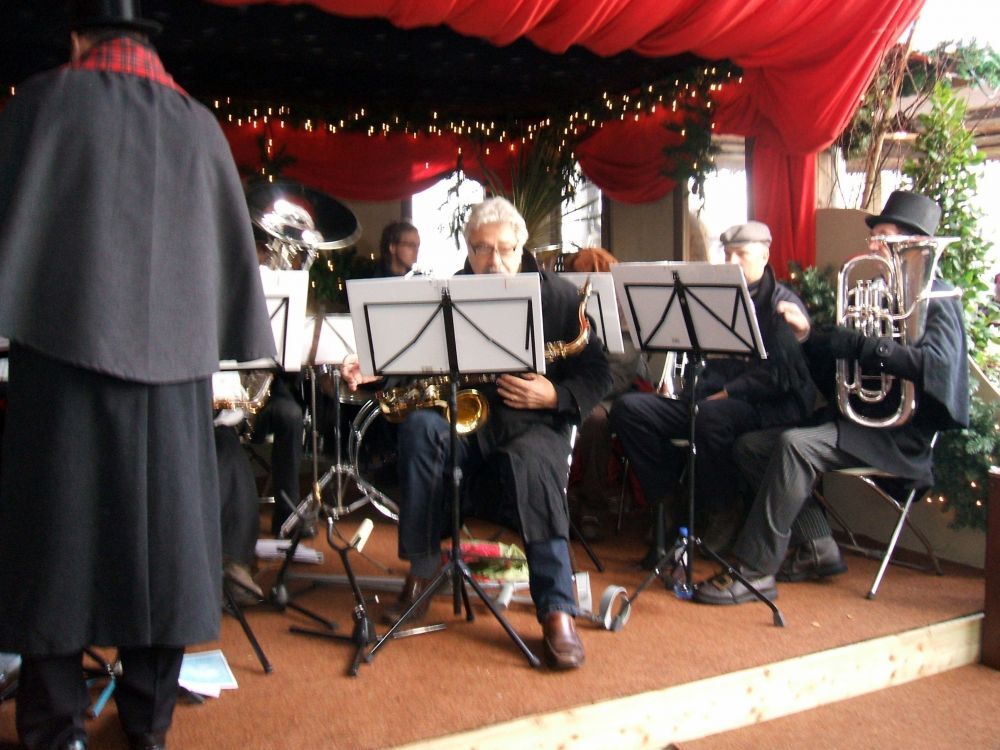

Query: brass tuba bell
<box><xmin>246</xmin><ymin>179</ymin><xmax>361</xmax><ymax>271</ymax></box>
<box><xmin>834</xmin><ymin>235</ymin><xmax>960</xmax><ymax>428</ymax></box>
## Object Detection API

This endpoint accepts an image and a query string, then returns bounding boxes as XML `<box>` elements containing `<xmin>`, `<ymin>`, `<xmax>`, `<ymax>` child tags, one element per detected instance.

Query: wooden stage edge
<box><xmin>393</xmin><ymin>612</ymin><xmax>984</xmax><ymax>750</ymax></box>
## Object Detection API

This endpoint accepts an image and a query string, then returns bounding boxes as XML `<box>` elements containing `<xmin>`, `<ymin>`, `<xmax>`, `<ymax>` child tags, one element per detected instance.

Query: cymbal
<box><xmin>247</xmin><ymin>179</ymin><xmax>362</xmax><ymax>251</ymax></box>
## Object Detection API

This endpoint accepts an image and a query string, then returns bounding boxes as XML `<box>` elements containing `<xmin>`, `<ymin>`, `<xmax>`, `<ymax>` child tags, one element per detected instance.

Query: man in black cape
<box><xmin>0</xmin><ymin>3</ymin><xmax>275</xmax><ymax>748</ymax></box>
<box><xmin>343</xmin><ymin>197</ymin><xmax>612</xmax><ymax>670</ymax></box>
<box><xmin>695</xmin><ymin>191</ymin><xmax>969</xmax><ymax>605</ymax></box>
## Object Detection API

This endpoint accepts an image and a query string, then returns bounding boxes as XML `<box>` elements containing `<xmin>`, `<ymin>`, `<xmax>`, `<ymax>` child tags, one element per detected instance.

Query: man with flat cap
<box><xmin>610</xmin><ymin>221</ymin><xmax>815</xmax><ymax>559</ymax></box>
<box><xmin>0</xmin><ymin>2</ymin><xmax>274</xmax><ymax>748</ymax></box>
<box><xmin>695</xmin><ymin>191</ymin><xmax>969</xmax><ymax>606</ymax></box>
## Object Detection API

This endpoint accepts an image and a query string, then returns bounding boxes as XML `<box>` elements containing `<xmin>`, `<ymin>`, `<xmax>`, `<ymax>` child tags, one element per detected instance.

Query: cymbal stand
<box><xmin>282</xmin><ymin>365</ymin><xmax>397</xmax><ymax>532</ymax></box>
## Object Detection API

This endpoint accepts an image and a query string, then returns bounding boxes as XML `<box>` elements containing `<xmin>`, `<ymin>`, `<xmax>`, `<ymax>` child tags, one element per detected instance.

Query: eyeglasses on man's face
<box><xmin>469</xmin><ymin>242</ymin><xmax>519</xmax><ymax>258</ymax></box>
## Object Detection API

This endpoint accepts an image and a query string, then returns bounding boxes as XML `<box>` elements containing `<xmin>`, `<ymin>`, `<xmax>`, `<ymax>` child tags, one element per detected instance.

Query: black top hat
<box><xmin>69</xmin><ymin>0</ymin><xmax>162</xmax><ymax>36</ymax></box>
<box><xmin>864</xmin><ymin>191</ymin><xmax>941</xmax><ymax>237</ymax></box>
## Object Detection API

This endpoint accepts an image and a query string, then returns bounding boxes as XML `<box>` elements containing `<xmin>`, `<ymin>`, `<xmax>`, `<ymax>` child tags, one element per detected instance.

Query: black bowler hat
<box><xmin>69</xmin><ymin>0</ymin><xmax>162</xmax><ymax>36</ymax></box>
<box><xmin>865</xmin><ymin>191</ymin><xmax>942</xmax><ymax>237</ymax></box>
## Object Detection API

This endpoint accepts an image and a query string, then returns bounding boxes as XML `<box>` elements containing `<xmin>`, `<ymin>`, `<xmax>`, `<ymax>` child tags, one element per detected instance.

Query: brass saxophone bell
<box><xmin>453</xmin><ymin>388</ymin><xmax>489</xmax><ymax>435</ymax></box>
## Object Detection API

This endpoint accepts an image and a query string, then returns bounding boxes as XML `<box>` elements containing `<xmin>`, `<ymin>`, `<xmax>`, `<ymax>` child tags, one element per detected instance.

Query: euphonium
<box><xmin>835</xmin><ymin>235</ymin><xmax>958</xmax><ymax>428</ymax></box>
<box><xmin>377</xmin><ymin>278</ymin><xmax>593</xmax><ymax>434</ymax></box>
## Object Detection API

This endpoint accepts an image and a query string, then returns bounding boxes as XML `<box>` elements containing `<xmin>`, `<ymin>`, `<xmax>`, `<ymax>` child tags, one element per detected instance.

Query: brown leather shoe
<box><xmin>542</xmin><ymin>612</ymin><xmax>585</xmax><ymax>670</ymax></box>
<box><xmin>380</xmin><ymin>574</ymin><xmax>434</xmax><ymax>626</ymax></box>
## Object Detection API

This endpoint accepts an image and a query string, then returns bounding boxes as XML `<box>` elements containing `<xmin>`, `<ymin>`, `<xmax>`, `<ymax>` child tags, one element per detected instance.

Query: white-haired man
<box><xmin>344</xmin><ymin>197</ymin><xmax>611</xmax><ymax>669</ymax></box>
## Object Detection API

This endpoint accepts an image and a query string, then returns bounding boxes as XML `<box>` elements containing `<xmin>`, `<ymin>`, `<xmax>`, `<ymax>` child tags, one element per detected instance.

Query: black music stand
<box><xmin>611</xmin><ymin>262</ymin><xmax>785</xmax><ymax>626</ymax></box>
<box><xmin>348</xmin><ymin>274</ymin><xmax>546</xmax><ymax>668</ymax></box>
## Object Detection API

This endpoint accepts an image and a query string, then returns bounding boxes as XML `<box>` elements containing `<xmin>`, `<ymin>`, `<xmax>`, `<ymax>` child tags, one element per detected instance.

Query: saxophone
<box><xmin>377</xmin><ymin>278</ymin><xmax>593</xmax><ymax>434</ymax></box>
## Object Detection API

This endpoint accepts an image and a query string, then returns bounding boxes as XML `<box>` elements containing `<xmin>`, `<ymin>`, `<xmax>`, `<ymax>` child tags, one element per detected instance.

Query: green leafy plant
<box><xmin>308</xmin><ymin>250</ymin><xmax>378</xmax><ymax>311</ymax></box>
<box><xmin>902</xmin><ymin>79</ymin><xmax>1000</xmax><ymax>373</ymax></box>
<box><xmin>931</xmin><ymin>385</ymin><xmax>997</xmax><ymax>532</ymax></box>
<box><xmin>838</xmin><ymin>40</ymin><xmax>1000</xmax><ymax>207</ymax></box>
<box><xmin>785</xmin><ymin>261</ymin><xmax>837</xmax><ymax>328</ymax></box>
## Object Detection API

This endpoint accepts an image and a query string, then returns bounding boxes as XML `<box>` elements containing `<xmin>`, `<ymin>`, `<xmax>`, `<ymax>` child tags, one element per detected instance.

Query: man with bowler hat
<box><xmin>0</xmin><ymin>2</ymin><xmax>274</xmax><ymax>748</ymax></box>
<box><xmin>695</xmin><ymin>191</ymin><xmax>970</xmax><ymax>605</ymax></box>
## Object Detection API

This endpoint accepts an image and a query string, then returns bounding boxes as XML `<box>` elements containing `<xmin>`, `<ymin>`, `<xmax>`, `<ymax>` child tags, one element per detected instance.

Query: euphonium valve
<box><xmin>834</xmin><ymin>235</ymin><xmax>959</xmax><ymax>428</ymax></box>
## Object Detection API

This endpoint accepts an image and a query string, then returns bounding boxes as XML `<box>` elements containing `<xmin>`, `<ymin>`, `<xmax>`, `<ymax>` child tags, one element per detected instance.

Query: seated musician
<box><xmin>252</xmin><ymin>230</ymin><xmax>309</xmax><ymax>536</ymax></box>
<box><xmin>377</xmin><ymin>220</ymin><xmax>421</xmax><ymax>277</ymax></box>
<box><xmin>609</xmin><ymin>222</ymin><xmax>815</xmax><ymax>555</ymax></box>
<box><xmin>695</xmin><ymin>191</ymin><xmax>969</xmax><ymax>605</ymax></box>
<box><xmin>215</xmin><ymin>419</ymin><xmax>265</xmax><ymax>605</ymax></box>
<box><xmin>343</xmin><ymin>197</ymin><xmax>611</xmax><ymax>670</ymax></box>
<box><xmin>562</xmin><ymin>248</ymin><xmax>649</xmax><ymax>542</ymax></box>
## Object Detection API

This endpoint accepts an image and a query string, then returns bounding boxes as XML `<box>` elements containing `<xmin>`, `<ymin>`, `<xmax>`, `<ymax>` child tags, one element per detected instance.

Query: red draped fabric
<box><xmin>209</xmin><ymin>0</ymin><xmax>925</xmax><ymax>269</ymax></box>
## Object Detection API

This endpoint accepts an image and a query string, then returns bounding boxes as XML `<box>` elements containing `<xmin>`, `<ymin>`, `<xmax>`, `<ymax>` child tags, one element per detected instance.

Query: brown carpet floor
<box><xmin>0</xmin><ymin>504</ymin><xmax>988</xmax><ymax>749</ymax></box>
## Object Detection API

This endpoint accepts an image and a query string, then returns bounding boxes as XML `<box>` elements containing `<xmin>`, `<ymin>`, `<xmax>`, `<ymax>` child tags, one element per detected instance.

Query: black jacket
<box><xmin>692</xmin><ymin>264</ymin><xmax>816</xmax><ymax>429</ymax></box>
<box><xmin>807</xmin><ymin>280</ymin><xmax>969</xmax><ymax>485</ymax></box>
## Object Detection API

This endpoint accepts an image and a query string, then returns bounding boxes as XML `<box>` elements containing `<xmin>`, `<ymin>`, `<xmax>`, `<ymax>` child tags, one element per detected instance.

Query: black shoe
<box><xmin>694</xmin><ymin>565</ymin><xmax>777</xmax><ymax>605</ymax></box>
<box><xmin>777</xmin><ymin>536</ymin><xmax>847</xmax><ymax>582</ymax></box>
<box><xmin>126</xmin><ymin>732</ymin><xmax>166</xmax><ymax>750</ymax></box>
<box><xmin>380</xmin><ymin>574</ymin><xmax>434</xmax><ymax>626</ymax></box>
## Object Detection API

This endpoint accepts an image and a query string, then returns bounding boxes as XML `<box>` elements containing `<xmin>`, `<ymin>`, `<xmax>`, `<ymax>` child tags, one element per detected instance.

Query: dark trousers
<box><xmin>16</xmin><ymin>647</ymin><xmax>183</xmax><ymax>749</ymax></box>
<box><xmin>731</xmin><ymin>422</ymin><xmax>857</xmax><ymax>575</ymax></box>
<box><xmin>216</xmin><ymin>426</ymin><xmax>259</xmax><ymax>565</ymax></box>
<box><xmin>252</xmin><ymin>384</ymin><xmax>304</xmax><ymax>534</ymax></box>
<box><xmin>610</xmin><ymin>392</ymin><xmax>760</xmax><ymax>517</ymax></box>
<box><xmin>396</xmin><ymin>410</ymin><xmax>576</xmax><ymax>619</ymax></box>
<box><xmin>568</xmin><ymin>404</ymin><xmax>614</xmax><ymax>516</ymax></box>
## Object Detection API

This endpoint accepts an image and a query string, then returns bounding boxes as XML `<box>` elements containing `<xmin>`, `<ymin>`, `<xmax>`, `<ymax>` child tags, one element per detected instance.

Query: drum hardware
<box><xmin>287</xmin><ymin>518</ymin><xmax>444</xmax><ymax>676</ymax></box>
<box><xmin>281</xmin><ymin>363</ymin><xmax>399</xmax><ymax>536</ymax></box>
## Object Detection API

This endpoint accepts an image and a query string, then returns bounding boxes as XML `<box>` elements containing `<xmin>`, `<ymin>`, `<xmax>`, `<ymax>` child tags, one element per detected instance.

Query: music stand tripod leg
<box><xmin>368</xmin><ymin>295</ymin><xmax>541</xmax><ymax>668</ymax></box>
<box><xmin>288</xmin><ymin>525</ymin><xmax>378</xmax><ymax>676</ymax></box>
<box><xmin>223</xmin><ymin>576</ymin><xmax>273</xmax><ymax>674</ymax></box>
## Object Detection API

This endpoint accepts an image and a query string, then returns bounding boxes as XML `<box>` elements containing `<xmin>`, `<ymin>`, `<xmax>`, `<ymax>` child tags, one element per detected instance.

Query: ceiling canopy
<box><xmin>5</xmin><ymin>1</ymin><xmax>709</xmax><ymax>128</ymax></box>
<box><xmin>2</xmin><ymin>0</ymin><xmax>925</xmax><ymax>272</ymax></box>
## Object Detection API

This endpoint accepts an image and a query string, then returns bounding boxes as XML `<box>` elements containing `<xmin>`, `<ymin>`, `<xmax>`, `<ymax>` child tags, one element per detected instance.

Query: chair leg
<box><xmin>617</xmin><ymin>459</ymin><xmax>629</xmax><ymax>534</ymax></box>
<box><xmin>867</xmin><ymin>491</ymin><xmax>917</xmax><ymax>598</ymax></box>
<box><xmin>813</xmin><ymin>479</ymin><xmax>864</xmax><ymax>551</ymax></box>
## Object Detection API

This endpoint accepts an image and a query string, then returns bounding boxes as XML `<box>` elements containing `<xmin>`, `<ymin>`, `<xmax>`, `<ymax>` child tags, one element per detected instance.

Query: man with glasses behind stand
<box><xmin>343</xmin><ymin>197</ymin><xmax>611</xmax><ymax>669</ymax></box>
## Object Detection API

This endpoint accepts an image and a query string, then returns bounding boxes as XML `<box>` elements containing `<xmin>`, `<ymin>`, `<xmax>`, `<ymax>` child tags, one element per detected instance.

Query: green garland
<box><xmin>931</xmin><ymin>384</ymin><xmax>995</xmax><ymax>532</ymax></box>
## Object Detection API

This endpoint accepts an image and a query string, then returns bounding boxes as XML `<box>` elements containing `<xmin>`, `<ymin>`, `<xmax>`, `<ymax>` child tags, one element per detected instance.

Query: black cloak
<box><xmin>0</xmin><ymin>50</ymin><xmax>275</xmax><ymax>655</ymax></box>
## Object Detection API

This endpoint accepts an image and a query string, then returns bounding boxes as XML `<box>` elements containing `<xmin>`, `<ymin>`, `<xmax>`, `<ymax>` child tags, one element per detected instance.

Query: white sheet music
<box><xmin>220</xmin><ymin>268</ymin><xmax>309</xmax><ymax>371</ymax></box>
<box><xmin>611</xmin><ymin>262</ymin><xmax>766</xmax><ymax>357</ymax></box>
<box><xmin>302</xmin><ymin>313</ymin><xmax>356</xmax><ymax>366</ymax></box>
<box><xmin>346</xmin><ymin>274</ymin><xmax>545</xmax><ymax>377</ymax></box>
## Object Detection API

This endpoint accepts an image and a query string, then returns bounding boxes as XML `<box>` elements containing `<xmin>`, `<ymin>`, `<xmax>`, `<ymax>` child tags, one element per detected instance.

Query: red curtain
<box><xmin>209</xmin><ymin>0</ymin><xmax>925</xmax><ymax>269</ymax></box>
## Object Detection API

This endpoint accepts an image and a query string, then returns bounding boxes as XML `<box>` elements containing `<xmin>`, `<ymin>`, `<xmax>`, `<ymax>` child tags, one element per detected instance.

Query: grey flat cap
<box><xmin>720</xmin><ymin>221</ymin><xmax>771</xmax><ymax>245</ymax></box>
